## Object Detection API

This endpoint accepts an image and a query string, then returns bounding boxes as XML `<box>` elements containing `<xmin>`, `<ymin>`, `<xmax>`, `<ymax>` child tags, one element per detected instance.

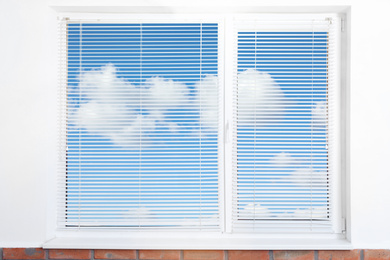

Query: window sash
<box><xmin>59</xmin><ymin>17</ymin><xmax>225</xmax><ymax>231</ymax></box>
<box><xmin>228</xmin><ymin>15</ymin><xmax>342</xmax><ymax>233</ymax></box>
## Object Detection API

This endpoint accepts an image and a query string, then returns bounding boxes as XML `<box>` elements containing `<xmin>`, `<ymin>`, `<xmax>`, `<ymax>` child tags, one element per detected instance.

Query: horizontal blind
<box><xmin>60</xmin><ymin>21</ymin><xmax>221</xmax><ymax>230</ymax></box>
<box><xmin>231</xmin><ymin>18</ymin><xmax>336</xmax><ymax>233</ymax></box>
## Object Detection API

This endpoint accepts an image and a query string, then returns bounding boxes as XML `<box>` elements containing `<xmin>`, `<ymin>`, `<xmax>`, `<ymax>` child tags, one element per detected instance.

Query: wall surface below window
<box><xmin>1</xmin><ymin>0</ymin><xmax>390</xmax><ymax>249</ymax></box>
<box><xmin>2</xmin><ymin>248</ymin><xmax>390</xmax><ymax>260</ymax></box>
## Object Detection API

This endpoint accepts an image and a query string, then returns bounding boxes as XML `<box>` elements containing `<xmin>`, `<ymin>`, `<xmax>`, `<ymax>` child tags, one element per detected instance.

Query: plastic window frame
<box><xmin>45</xmin><ymin>6</ymin><xmax>350</xmax><ymax>250</ymax></box>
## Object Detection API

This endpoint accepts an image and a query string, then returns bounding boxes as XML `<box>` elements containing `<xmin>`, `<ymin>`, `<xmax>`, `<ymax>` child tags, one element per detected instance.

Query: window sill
<box><xmin>43</xmin><ymin>234</ymin><xmax>351</xmax><ymax>250</ymax></box>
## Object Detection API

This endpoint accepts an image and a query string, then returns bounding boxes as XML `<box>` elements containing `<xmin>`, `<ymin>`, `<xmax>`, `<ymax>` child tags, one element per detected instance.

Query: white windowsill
<box><xmin>43</xmin><ymin>234</ymin><xmax>351</xmax><ymax>250</ymax></box>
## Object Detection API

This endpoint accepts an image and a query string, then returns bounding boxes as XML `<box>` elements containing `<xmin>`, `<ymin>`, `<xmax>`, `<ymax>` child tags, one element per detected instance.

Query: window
<box><xmin>55</xmin><ymin>12</ymin><xmax>345</xmax><ymax>248</ymax></box>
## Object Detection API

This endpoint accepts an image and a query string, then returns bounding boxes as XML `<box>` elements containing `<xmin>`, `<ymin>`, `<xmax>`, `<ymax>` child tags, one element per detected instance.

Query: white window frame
<box><xmin>45</xmin><ymin>3</ymin><xmax>351</xmax><ymax>250</ymax></box>
<box><xmin>56</xmin><ymin>13</ymin><xmax>226</xmax><ymax>233</ymax></box>
<box><xmin>226</xmin><ymin>13</ymin><xmax>344</xmax><ymax>235</ymax></box>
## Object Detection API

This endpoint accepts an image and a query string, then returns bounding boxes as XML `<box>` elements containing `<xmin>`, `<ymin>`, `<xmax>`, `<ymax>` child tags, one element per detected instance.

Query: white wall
<box><xmin>0</xmin><ymin>0</ymin><xmax>389</xmax><ymax>249</ymax></box>
<box><xmin>0</xmin><ymin>0</ymin><xmax>57</xmax><ymax>247</ymax></box>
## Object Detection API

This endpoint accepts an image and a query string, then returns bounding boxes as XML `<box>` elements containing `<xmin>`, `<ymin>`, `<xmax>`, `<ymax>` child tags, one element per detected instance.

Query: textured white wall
<box><xmin>0</xmin><ymin>0</ymin><xmax>389</xmax><ymax>248</ymax></box>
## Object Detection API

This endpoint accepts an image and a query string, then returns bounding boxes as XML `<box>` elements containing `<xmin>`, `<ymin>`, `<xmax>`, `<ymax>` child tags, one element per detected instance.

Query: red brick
<box><xmin>48</xmin><ymin>249</ymin><xmax>91</xmax><ymax>259</ymax></box>
<box><xmin>274</xmin><ymin>250</ymin><xmax>314</xmax><ymax>260</ymax></box>
<box><xmin>229</xmin><ymin>250</ymin><xmax>269</xmax><ymax>260</ymax></box>
<box><xmin>139</xmin><ymin>250</ymin><xmax>180</xmax><ymax>260</ymax></box>
<box><xmin>3</xmin><ymin>248</ymin><xmax>45</xmax><ymax>259</ymax></box>
<box><xmin>183</xmin><ymin>250</ymin><xmax>224</xmax><ymax>260</ymax></box>
<box><xmin>319</xmin><ymin>250</ymin><xmax>360</xmax><ymax>260</ymax></box>
<box><xmin>95</xmin><ymin>249</ymin><xmax>136</xmax><ymax>259</ymax></box>
<box><xmin>364</xmin><ymin>249</ymin><xmax>390</xmax><ymax>260</ymax></box>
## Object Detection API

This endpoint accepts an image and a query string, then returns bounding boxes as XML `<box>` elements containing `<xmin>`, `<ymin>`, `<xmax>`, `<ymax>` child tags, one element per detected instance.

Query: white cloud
<box><xmin>124</xmin><ymin>207</ymin><xmax>155</xmax><ymax>219</ymax></box>
<box><xmin>78</xmin><ymin>63</ymin><xmax>140</xmax><ymax>105</ymax></box>
<box><xmin>71</xmin><ymin>66</ymin><xmax>284</xmax><ymax>147</ymax></box>
<box><xmin>193</xmin><ymin>69</ymin><xmax>284</xmax><ymax>130</ymax></box>
<box><xmin>237</xmin><ymin>69</ymin><xmax>284</xmax><ymax>126</ymax></box>
<box><xmin>269</xmin><ymin>152</ymin><xmax>296</xmax><ymax>168</ymax></box>
<box><xmin>292</xmin><ymin>206</ymin><xmax>328</xmax><ymax>219</ymax></box>
<box><xmin>269</xmin><ymin>152</ymin><xmax>328</xmax><ymax>186</ymax></box>
<box><xmin>239</xmin><ymin>202</ymin><xmax>271</xmax><ymax>219</ymax></box>
<box><xmin>71</xmin><ymin>64</ymin><xmax>195</xmax><ymax>147</ymax></box>
<box><xmin>193</xmin><ymin>74</ymin><xmax>219</xmax><ymax>130</ymax></box>
<box><xmin>109</xmin><ymin>114</ymin><xmax>157</xmax><ymax>147</ymax></box>
<box><xmin>312</xmin><ymin>100</ymin><xmax>327</xmax><ymax>127</ymax></box>
<box><xmin>254</xmin><ymin>152</ymin><xmax>329</xmax><ymax>219</ymax></box>
<box><xmin>72</xmin><ymin>64</ymin><xmax>139</xmax><ymax>137</ymax></box>
<box><xmin>287</xmin><ymin>168</ymin><xmax>328</xmax><ymax>185</ymax></box>
<box><xmin>122</xmin><ymin>207</ymin><xmax>156</xmax><ymax>225</ymax></box>
<box><xmin>144</xmin><ymin>77</ymin><xmax>190</xmax><ymax>115</ymax></box>
<box><xmin>274</xmin><ymin>206</ymin><xmax>328</xmax><ymax>219</ymax></box>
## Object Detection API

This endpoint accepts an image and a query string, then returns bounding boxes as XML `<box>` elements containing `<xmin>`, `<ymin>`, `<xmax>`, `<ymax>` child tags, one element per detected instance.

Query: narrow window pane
<box><xmin>234</xmin><ymin>30</ymin><xmax>330</xmax><ymax>232</ymax></box>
